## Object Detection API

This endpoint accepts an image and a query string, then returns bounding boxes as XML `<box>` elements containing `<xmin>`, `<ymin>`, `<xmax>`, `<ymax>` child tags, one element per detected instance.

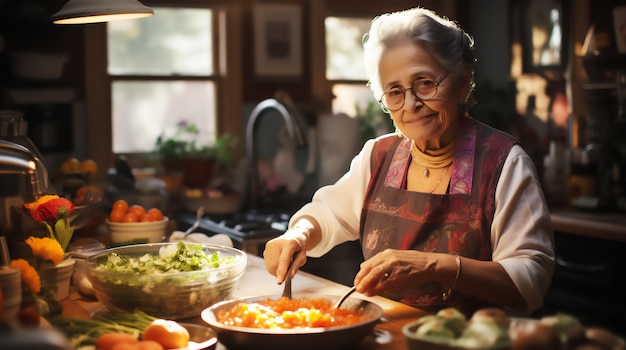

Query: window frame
<box><xmin>84</xmin><ymin>2</ymin><xmax>241</xmax><ymax>172</ymax></box>
<box><xmin>110</xmin><ymin>6</ymin><xmax>220</xmax><ymax>162</ymax></box>
<box><xmin>324</xmin><ymin>14</ymin><xmax>378</xmax><ymax>118</ymax></box>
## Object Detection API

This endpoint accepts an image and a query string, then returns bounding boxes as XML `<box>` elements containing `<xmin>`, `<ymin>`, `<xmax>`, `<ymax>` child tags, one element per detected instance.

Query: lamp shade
<box><xmin>52</xmin><ymin>0</ymin><xmax>154</xmax><ymax>24</ymax></box>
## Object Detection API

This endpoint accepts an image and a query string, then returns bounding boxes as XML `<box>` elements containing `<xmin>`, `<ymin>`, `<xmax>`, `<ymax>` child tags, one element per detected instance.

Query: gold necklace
<box><xmin>428</xmin><ymin>165</ymin><xmax>451</xmax><ymax>194</ymax></box>
<box><xmin>411</xmin><ymin>141</ymin><xmax>455</xmax><ymax>177</ymax></box>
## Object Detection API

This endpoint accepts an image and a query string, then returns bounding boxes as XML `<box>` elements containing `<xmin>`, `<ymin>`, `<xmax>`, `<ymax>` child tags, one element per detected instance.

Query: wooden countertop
<box><xmin>62</xmin><ymin>254</ymin><xmax>427</xmax><ymax>350</ymax></box>
<box><xmin>550</xmin><ymin>208</ymin><xmax>626</xmax><ymax>242</ymax></box>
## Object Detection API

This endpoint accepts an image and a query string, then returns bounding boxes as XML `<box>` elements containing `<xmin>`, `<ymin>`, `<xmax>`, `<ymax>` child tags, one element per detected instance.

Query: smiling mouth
<box><xmin>405</xmin><ymin>114</ymin><xmax>435</xmax><ymax>124</ymax></box>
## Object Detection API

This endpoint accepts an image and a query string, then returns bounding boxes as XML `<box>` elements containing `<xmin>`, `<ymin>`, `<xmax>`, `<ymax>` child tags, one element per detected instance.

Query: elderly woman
<box><xmin>263</xmin><ymin>7</ymin><xmax>554</xmax><ymax>316</ymax></box>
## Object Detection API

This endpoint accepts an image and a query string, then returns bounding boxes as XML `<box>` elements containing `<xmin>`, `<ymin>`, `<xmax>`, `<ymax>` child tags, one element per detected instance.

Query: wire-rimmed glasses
<box><xmin>379</xmin><ymin>73</ymin><xmax>449</xmax><ymax>112</ymax></box>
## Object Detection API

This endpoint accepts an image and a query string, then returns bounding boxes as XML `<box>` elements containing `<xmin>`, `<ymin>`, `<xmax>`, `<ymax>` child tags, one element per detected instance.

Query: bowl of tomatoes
<box><xmin>106</xmin><ymin>200</ymin><xmax>168</xmax><ymax>247</ymax></box>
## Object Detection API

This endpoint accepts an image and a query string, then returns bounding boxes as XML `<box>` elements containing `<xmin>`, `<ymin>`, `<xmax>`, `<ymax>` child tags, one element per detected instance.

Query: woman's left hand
<box><xmin>353</xmin><ymin>249</ymin><xmax>444</xmax><ymax>296</ymax></box>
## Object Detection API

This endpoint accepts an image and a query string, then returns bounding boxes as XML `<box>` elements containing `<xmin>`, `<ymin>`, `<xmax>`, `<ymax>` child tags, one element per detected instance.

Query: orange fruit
<box><xmin>111</xmin><ymin>344</ymin><xmax>137</xmax><ymax>350</ymax></box>
<box><xmin>112</xmin><ymin>200</ymin><xmax>129</xmax><ymax>213</ymax></box>
<box><xmin>74</xmin><ymin>185</ymin><xmax>103</xmax><ymax>205</ymax></box>
<box><xmin>134</xmin><ymin>340</ymin><xmax>164</xmax><ymax>350</ymax></box>
<box><xmin>96</xmin><ymin>332</ymin><xmax>138</xmax><ymax>350</ymax></box>
<box><xmin>109</xmin><ymin>209</ymin><xmax>126</xmax><ymax>223</ymax></box>
<box><xmin>60</xmin><ymin>158</ymin><xmax>81</xmax><ymax>173</ymax></box>
<box><xmin>142</xmin><ymin>319</ymin><xmax>189</xmax><ymax>349</ymax></box>
<box><xmin>146</xmin><ymin>208</ymin><xmax>164</xmax><ymax>221</ymax></box>
<box><xmin>80</xmin><ymin>159</ymin><xmax>98</xmax><ymax>179</ymax></box>
<box><xmin>140</xmin><ymin>214</ymin><xmax>154</xmax><ymax>222</ymax></box>
<box><xmin>123</xmin><ymin>212</ymin><xmax>139</xmax><ymax>223</ymax></box>
<box><xmin>128</xmin><ymin>205</ymin><xmax>146</xmax><ymax>218</ymax></box>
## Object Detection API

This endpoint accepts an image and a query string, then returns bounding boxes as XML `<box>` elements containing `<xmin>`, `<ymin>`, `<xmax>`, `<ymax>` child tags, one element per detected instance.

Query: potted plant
<box><xmin>154</xmin><ymin>121</ymin><xmax>236</xmax><ymax>188</ymax></box>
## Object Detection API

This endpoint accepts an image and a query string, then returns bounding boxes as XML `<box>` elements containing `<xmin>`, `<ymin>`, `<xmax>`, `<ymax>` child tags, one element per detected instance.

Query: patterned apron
<box><xmin>360</xmin><ymin>117</ymin><xmax>516</xmax><ymax>315</ymax></box>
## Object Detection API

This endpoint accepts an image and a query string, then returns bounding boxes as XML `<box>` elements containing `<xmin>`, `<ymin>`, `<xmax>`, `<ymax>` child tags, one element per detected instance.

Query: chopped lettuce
<box><xmin>97</xmin><ymin>241</ymin><xmax>238</xmax><ymax>274</ymax></box>
<box><xmin>89</xmin><ymin>242</ymin><xmax>244</xmax><ymax>318</ymax></box>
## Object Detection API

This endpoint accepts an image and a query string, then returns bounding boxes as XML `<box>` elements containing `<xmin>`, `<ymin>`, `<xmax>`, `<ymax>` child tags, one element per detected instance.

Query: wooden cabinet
<box><xmin>0</xmin><ymin>1</ymin><xmax>86</xmax><ymax>161</ymax></box>
<box><xmin>545</xmin><ymin>209</ymin><xmax>626</xmax><ymax>337</ymax></box>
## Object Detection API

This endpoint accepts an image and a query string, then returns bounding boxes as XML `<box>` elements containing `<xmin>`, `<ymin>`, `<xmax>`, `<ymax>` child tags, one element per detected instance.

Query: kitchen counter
<box><xmin>61</xmin><ymin>254</ymin><xmax>427</xmax><ymax>349</ymax></box>
<box><xmin>550</xmin><ymin>208</ymin><xmax>626</xmax><ymax>242</ymax></box>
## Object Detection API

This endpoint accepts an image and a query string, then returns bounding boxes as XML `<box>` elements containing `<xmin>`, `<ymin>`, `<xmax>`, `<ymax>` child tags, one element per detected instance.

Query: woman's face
<box><xmin>379</xmin><ymin>42</ymin><xmax>468</xmax><ymax>150</ymax></box>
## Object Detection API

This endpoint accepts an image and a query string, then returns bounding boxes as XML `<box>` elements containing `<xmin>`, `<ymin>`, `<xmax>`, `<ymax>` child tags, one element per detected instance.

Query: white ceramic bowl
<box><xmin>106</xmin><ymin>217</ymin><xmax>168</xmax><ymax>247</ymax></box>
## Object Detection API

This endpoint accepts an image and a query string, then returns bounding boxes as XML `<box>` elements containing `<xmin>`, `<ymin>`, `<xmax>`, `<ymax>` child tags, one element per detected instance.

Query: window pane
<box><xmin>325</xmin><ymin>17</ymin><xmax>371</xmax><ymax>80</ymax></box>
<box><xmin>108</xmin><ymin>8</ymin><xmax>213</xmax><ymax>75</ymax></box>
<box><xmin>332</xmin><ymin>84</ymin><xmax>393</xmax><ymax>140</ymax></box>
<box><xmin>332</xmin><ymin>84</ymin><xmax>378</xmax><ymax>117</ymax></box>
<box><xmin>112</xmin><ymin>81</ymin><xmax>216</xmax><ymax>153</ymax></box>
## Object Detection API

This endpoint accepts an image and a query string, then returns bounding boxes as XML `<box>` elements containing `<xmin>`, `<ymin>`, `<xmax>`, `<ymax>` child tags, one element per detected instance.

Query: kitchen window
<box><xmin>108</xmin><ymin>7</ymin><xmax>218</xmax><ymax>155</ymax></box>
<box><xmin>325</xmin><ymin>16</ymin><xmax>392</xmax><ymax>135</ymax></box>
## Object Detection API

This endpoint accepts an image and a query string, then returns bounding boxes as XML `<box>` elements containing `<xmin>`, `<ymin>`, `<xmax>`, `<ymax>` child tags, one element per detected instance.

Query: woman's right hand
<box><xmin>263</xmin><ymin>228</ymin><xmax>308</xmax><ymax>284</ymax></box>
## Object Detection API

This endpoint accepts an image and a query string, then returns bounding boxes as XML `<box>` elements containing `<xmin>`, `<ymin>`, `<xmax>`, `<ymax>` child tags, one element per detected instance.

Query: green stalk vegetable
<box><xmin>49</xmin><ymin>310</ymin><xmax>156</xmax><ymax>348</ymax></box>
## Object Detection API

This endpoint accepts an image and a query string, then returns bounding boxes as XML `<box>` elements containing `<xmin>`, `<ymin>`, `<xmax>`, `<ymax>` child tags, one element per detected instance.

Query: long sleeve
<box><xmin>288</xmin><ymin>139</ymin><xmax>376</xmax><ymax>257</ymax></box>
<box><xmin>492</xmin><ymin>145</ymin><xmax>555</xmax><ymax>315</ymax></box>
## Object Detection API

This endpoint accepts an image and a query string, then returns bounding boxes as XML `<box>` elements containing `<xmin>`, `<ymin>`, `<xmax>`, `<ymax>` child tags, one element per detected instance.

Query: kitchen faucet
<box><xmin>245</xmin><ymin>98</ymin><xmax>307</xmax><ymax>209</ymax></box>
<box><xmin>0</xmin><ymin>139</ymin><xmax>50</xmax><ymax>237</ymax></box>
<box><xmin>0</xmin><ymin>140</ymin><xmax>49</xmax><ymax>198</ymax></box>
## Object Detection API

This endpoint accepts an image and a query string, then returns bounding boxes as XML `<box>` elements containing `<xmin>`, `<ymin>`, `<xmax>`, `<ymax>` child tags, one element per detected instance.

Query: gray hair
<box><xmin>363</xmin><ymin>7</ymin><xmax>476</xmax><ymax>111</ymax></box>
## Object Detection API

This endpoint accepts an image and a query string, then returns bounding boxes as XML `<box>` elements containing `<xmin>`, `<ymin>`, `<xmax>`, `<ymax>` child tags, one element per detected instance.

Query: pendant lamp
<box><xmin>52</xmin><ymin>0</ymin><xmax>154</xmax><ymax>25</ymax></box>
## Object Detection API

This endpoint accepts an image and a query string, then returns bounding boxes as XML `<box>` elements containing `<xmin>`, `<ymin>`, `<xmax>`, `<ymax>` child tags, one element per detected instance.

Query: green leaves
<box><xmin>155</xmin><ymin>122</ymin><xmax>235</xmax><ymax>161</ymax></box>
<box><xmin>53</xmin><ymin>218</ymin><xmax>73</xmax><ymax>252</ymax></box>
<box><xmin>98</xmin><ymin>242</ymin><xmax>238</xmax><ymax>275</ymax></box>
<box><xmin>49</xmin><ymin>310</ymin><xmax>156</xmax><ymax>347</ymax></box>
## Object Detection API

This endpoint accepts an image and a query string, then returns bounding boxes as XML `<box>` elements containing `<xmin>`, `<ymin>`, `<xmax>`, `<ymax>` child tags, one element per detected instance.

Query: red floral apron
<box><xmin>360</xmin><ymin>118</ymin><xmax>516</xmax><ymax>314</ymax></box>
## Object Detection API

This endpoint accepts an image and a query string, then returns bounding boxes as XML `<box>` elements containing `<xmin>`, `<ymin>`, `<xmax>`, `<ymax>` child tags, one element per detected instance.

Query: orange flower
<box><xmin>25</xmin><ymin>237</ymin><xmax>64</xmax><ymax>265</ymax></box>
<box><xmin>23</xmin><ymin>195</ymin><xmax>58</xmax><ymax>211</ymax></box>
<box><xmin>23</xmin><ymin>195</ymin><xmax>59</xmax><ymax>221</ymax></box>
<box><xmin>23</xmin><ymin>195</ymin><xmax>75</xmax><ymax>252</ymax></box>
<box><xmin>24</xmin><ymin>195</ymin><xmax>74</xmax><ymax>223</ymax></box>
<box><xmin>10</xmin><ymin>259</ymin><xmax>41</xmax><ymax>294</ymax></box>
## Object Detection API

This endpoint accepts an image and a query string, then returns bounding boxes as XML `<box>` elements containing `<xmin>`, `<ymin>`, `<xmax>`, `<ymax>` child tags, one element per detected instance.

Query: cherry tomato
<box><xmin>16</xmin><ymin>307</ymin><xmax>40</xmax><ymax>327</ymax></box>
<box><xmin>128</xmin><ymin>205</ymin><xmax>146</xmax><ymax>219</ymax></box>
<box><xmin>122</xmin><ymin>212</ymin><xmax>139</xmax><ymax>223</ymax></box>
<box><xmin>109</xmin><ymin>209</ymin><xmax>126</xmax><ymax>223</ymax></box>
<box><xmin>112</xmin><ymin>200</ymin><xmax>129</xmax><ymax>213</ymax></box>
<box><xmin>146</xmin><ymin>208</ymin><xmax>164</xmax><ymax>221</ymax></box>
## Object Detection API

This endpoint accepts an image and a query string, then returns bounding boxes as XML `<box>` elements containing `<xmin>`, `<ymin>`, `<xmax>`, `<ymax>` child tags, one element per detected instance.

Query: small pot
<box><xmin>39</xmin><ymin>258</ymin><xmax>76</xmax><ymax>301</ymax></box>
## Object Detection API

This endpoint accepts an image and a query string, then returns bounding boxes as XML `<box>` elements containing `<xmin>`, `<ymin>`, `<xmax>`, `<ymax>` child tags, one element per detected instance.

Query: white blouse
<box><xmin>289</xmin><ymin>136</ymin><xmax>555</xmax><ymax>315</ymax></box>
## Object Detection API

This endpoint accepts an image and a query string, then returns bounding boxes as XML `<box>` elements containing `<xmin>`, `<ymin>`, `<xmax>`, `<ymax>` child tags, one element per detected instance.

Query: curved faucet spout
<box><xmin>0</xmin><ymin>140</ymin><xmax>49</xmax><ymax>197</ymax></box>
<box><xmin>245</xmin><ymin>98</ymin><xmax>306</xmax><ymax>209</ymax></box>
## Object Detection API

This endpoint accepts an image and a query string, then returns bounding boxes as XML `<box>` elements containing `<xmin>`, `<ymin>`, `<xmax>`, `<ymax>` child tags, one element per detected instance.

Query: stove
<box><xmin>175</xmin><ymin>210</ymin><xmax>291</xmax><ymax>255</ymax></box>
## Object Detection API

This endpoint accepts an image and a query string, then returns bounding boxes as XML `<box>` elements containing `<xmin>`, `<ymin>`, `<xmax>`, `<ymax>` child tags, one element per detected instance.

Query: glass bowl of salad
<box><xmin>85</xmin><ymin>242</ymin><xmax>247</xmax><ymax>319</ymax></box>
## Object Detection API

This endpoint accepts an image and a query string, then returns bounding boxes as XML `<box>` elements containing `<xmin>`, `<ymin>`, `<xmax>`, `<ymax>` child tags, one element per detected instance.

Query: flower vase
<box><xmin>39</xmin><ymin>257</ymin><xmax>75</xmax><ymax>301</ymax></box>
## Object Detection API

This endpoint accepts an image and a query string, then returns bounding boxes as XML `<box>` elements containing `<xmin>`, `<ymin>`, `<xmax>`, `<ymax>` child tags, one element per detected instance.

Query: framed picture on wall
<box><xmin>253</xmin><ymin>3</ymin><xmax>302</xmax><ymax>78</ymax></box>
<box><xmin>522</xmin><ymin>0</ymin><xmax>567</xmax><ymax>76</ymax></box>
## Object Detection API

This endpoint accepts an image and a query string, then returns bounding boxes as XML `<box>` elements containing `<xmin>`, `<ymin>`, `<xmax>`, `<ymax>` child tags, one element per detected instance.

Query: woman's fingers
<box><xmin>264</xmin><ymin>238</ymin><xmax>304</xmax><ymax>284</ymax></box>
<box><xmin>354</xmin><ymin>255</ymin><xmax>392</xmax><ymax>296</ymax></box>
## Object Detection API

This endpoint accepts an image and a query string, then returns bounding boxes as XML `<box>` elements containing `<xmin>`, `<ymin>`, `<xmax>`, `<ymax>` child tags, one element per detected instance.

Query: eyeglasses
<box><xmin>379</xmin><ymin>73</ymin><xmax>449</xmax><ymax>112</ymax></box>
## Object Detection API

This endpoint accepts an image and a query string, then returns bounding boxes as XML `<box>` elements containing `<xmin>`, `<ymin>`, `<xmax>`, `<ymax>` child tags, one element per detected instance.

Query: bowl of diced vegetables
<box><xmin>85</xmin><ymin>242</ymin><xmax>247</xmax><ymax>319</ymax></box>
